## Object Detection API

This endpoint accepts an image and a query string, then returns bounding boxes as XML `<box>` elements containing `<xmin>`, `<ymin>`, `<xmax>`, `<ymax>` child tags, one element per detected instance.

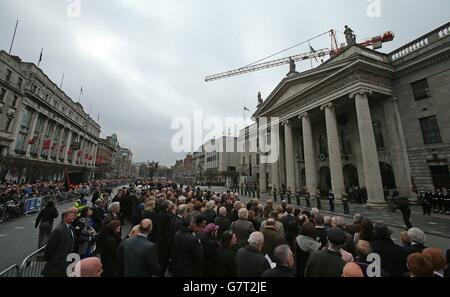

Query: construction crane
<box><xmin>205</xmin><ymin>29</ymin><xmax>394</xmax><ymax>82</ymax></box>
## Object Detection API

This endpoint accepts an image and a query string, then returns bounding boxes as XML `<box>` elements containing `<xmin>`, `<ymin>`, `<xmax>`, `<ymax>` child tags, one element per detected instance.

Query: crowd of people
<box><xmin>37</xmin><ymin>180</ymin><xmax>450</xmax><ymax>278</ymax></box>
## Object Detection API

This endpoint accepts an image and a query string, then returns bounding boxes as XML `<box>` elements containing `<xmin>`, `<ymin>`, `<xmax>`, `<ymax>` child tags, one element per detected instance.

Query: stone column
<box><xmin>38</xmin><ymin>118</ymin><xmax>49</xmax><ymax>159</ymax></box>
<box><xmin>270</xmin><ymin>124</ymin><xmax>280</xmax><ymax>191</ymax></box>
<box><xmin>283</xmin><ymin>120</ymin><xmax>296</xmax><ymax>192</ymax></box>
<box><xmin>300</xmin><ymin>113</ymin><xmax>318</xmax><ymax>197</ymax></box>
<box><xmin>26</xmin><ymin>111</ymin><xmax>40</xmax><ymax>156</ymax></box>
<box><xmin>64</xmin><ymin>131</ymin><xmax>73</xmax><ymax>163</ymax></box>
<box><xmin>321</xmin><ymin>102</ymin><xmax>345</xmax><ymax>199</ymax></box>
<box><xmin>56</xmin><ymin>127</ymin><xmax>65</xmax><ymax>161</ymax></box>
<box><xmin>383</xmin><ymin>97</ymin><xmax>414</xmax><ymax>201</ymax></box>
<box><xmin>10</xmin><ymin>105</ymin><xmax>25</xmax><ymax>154</ymax></box>
<box><xmin>350</xmin><ymin>89</ymin><xmax>386</xmax><ymax>206</ymax></box>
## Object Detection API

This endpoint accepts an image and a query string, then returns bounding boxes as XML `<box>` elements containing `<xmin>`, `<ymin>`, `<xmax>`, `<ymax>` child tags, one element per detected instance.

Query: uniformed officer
<box><xmin>287</xmin><ymin>187</ymin><xmax>292</xmax><ymax>205</ymax></box>
<box><xmin>304</xmin><ymin>187</ymin><xmax>311</xmax><ymax>208</ymax></box>
<box><xmin>342</xmin><ymin>192</ymin><xmax>350</xmax><ymax>214</ymax></box>
<box><xmin>425</xmin><ymin>188</ymin><xmax>433</xmax><ymax>216</ymax></box>
<box><xmin>432</xmin><ymin>188</ymin><xmax>439</xmax><ymax>213</ymax></box>
<box><xmin>443</xmin><ymin>188</ymin><xmax>450</xmax><ymax>215</ymax></box>
<box><xmin>279</xmin><ymin>185</ymin><xmax>285</xmax><ymax>201</ymax></box>
<box><xmin>328</xmin><ymin>190</ymin><xmax>335</xmax><ymax>212</ymax></box>
<box><xmin>273</xmin><ymin>187</ymin><xmax>277</xmax><ymax>202</ymax></box>
<box><xmin>316</xmin><ymin>188</ymin><xmax>322</xmax><ymax>210</ymax></box>
<box><xmin>295</xmin><ymin>187</ymin><xmax>301</xmax><ymax>206</ymax></box>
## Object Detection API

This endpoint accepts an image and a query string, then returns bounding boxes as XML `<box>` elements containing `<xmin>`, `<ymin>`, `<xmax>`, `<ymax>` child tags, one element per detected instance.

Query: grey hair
<box><xmin>333</xmin><ymin>216</ymin><xmax>346</xmax><ymax>228</ymax></box>
<box><xmin>248</xmin><ymin>231</ymin><xmax>264</xmax><ymax>248</ymax></box>
<box><xmin>108</xmin><ymin>202</ymin><xmax>120</xmax><ymax>212</ymax></box>
<box><xmin>311</xmin><ymin>208</ymin><xmax>320</xmax><ymax>215</ymax></box>
<box><xmin>273</xmin><ymin>244</ymin><xmax>292</xmax><ymax>265</ymax></box>
<box><xmin>206</xmin><ymin>200</ymin><xmax>215</xmax><ymax>210</ymax></box>
<box><xmin>219</xmin><ymin>206</ymin><xmax>227</xmax><ymax>216</ymax></box>
<box><xmin>234</xmin><ymin>201</ymin><xmax>242</xmax><ymax>208</ymax></box>
<box><xmin>178</xmin><ymin>196</ymin><xmax>187</xmax><ymax>204</ymax></box>
<box><xmin>238</xmin><ymin>208</ymin><xmax>248</xmax><ymax>220</ymax></box>
<box><xmin>177</xmin><ymin>204</ymin><xmax>188</xmax><ymax>216</ymax></box>
<box><xmin>324</xmin><ymin>216</ymin><xmax>332</xmax><ymax>225</ymax></box>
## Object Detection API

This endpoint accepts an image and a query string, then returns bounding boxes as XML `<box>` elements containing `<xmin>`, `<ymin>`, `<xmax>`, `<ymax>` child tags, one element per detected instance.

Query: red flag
<box><xmin>77</xmin><ymin>150</ymin><xmax>82</xmax><ymax>157</ymax></box>
<box><xmin>67</xmin><ymin>149</ymin><xmax>72</xmax><ymax>156</ymax></box>
<box><xmin>84</xmin><ymin>153</ymin><xmax>89</xmax><ymax>160</ymax></box>
<box><xmin>28</xmin><ymin>137</ymin><xmax>36</xmax><ymax>145</ymax></box>
<box><xmin>42</xmin><ymin>139</ymin><xmax>51</xmax><ymax>150</ymax></box>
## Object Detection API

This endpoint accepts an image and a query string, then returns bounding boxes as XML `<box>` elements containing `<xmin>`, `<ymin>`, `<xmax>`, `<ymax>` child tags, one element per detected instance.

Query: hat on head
<box><xmin>327</xmin><ymin>228</ymin><xmax>347</xmax><ymax>245</ymax></box>
<box><xmin>203</xmin><ymin>223</ymin><xmax>219</xmax><ymax>234</ymax></box>
<box><xmin>408</xmin><ymin>227</ymin><xmax>426</xmax><ymax>244</ymax></box>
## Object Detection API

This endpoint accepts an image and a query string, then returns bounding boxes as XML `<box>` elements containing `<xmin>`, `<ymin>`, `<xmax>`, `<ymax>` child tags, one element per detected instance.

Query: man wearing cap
<box><xmin>304</xmin><ymin>228</ymin><xmax>346</xmax><ymax>277</ymax></box>
<box><xmin>403</xmin><ymin>227</ymin><xmax>427</xmax><ymax>256</ymax></box>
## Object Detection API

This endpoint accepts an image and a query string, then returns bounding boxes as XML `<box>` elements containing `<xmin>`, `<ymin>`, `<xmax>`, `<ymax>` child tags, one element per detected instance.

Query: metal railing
<box><xmin>0</xmin><ymin>265</ymin><xmax>20</xmax><ymax>277</ymax></box>
<box><xmin>19</xmin><ymin>246</ymin><xmax>46</xmax><ymax>278</ymax></box>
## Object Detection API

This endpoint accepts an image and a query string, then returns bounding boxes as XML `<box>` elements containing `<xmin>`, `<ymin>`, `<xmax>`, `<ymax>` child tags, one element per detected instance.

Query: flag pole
<box><xmin>9</xmin><ymin>20</ymin><xmax>18</xmax><ymax>55</ymax></box>
<box><xmin>59</xmin><ymin>73</ymin><xmax>65</xmax><ymax>89</ymax></box>
<box><xmin>37</xmin><ymin>48</ymin><xmax>43</xmax><ymax>67</ymax></box>
<box><xmin>309</xmin><ymin>43</ymin><xmax>313</xmax><ymax>70</ymax></box>
<box><xmin>78</xmin><ymin>86</ymin><xmax>83</xmax><ymax>102</ymax></box>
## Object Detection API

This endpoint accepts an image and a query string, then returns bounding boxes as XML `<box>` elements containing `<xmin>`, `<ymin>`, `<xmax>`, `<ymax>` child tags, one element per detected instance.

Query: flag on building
<box><xmin>28</xmin><ymin>137</ymin><xmax>37</xmax><ymax>145</ymax></box>
<box><xmin>43</xmin><ymin>139</ymin><xmax>51</xmax><ymax>150</ymax></box>
<box><xmin>38</xmin><ymin>48</ymin><xmax>43</xmax><ymax>66</ymax></box>
<box><xmin>309</xmin><ymin>43</ymin><xmax>318</xmax><ymax>62</ymax></box>
<box><xmin>244</xmin><ymin>106</ymin><xmax>250</xmax><ymax>111</ymax></box>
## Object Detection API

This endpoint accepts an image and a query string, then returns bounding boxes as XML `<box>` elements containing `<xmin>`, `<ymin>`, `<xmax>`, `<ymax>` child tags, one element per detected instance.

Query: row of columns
<box><xmin>15</xmin><ymin>108</ymin><xmax>97</xmax><ymax>168</ymax></box>
<box><xmin>261</xmin><ymin>88</ymin><xmax>386</xmax><ymax>206</ymax></box>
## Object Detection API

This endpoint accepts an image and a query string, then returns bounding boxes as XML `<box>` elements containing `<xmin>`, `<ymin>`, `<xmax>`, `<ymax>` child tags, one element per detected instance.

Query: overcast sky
<box><xmin>0</xmin><ymin>0</ymin><xmax>449</xmax><ymax>166</ymax></box>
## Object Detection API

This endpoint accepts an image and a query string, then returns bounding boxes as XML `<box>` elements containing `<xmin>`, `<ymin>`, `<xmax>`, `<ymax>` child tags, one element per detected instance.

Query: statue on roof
<box><xmin>257</xmin><ymin>92</ymin><xmax>263</xmax><ymax>105</ymax></box>
<box><xmin>286</xmin><ymin>57</ymin><xmax>299</xmax><ymax>76</ymax></box>
<box><xmin>344</xmin><ymin>25</ymin><xmax>356</xmax><ymax>46</ymax></box>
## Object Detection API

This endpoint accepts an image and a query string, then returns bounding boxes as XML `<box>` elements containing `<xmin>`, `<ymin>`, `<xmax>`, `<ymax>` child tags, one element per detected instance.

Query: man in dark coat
<box><xmin>304</xmin><ymin>229</ymin><xmax>346</xmax><ymax>277</ymax></box>
<box><xmin>262</xmin><ymin>244</ymin><xmax>295</xmax><ymax>277</ymax></box>
<box><xmin>279</xmin><ymin>205</ymin><xmax>298</xmax><ymax>247</ymax></box>
<box><xmin>261</xmin><ymin>218</ymin><xmax>286</xmax><ymax>260</ymax></box>
<box><xmin>117</xmin><ymin>219</ymin><xmax>159</xmax><ymax>277</ymax></box>
<box><xmin>235</xmin><ymin>231</ymin><xmax>270</xmax><ymax>277</ymax></box>
<box><xmin>370</xmin><ymin>223</ymin><xmax>407</xmax><ymax>277</ymax></box>
<box><xmin>156</xmin><ymin>200</ymin><xmax>174</xmax><ymax>276</ymax></box>
<box><xmin>171</xmin><ymin>214</ymin><xmax>204</xmax><ymax>277</ymax></box>
<box><xmin>42</xmin><ymin>210</ymin><xmax>77</xmax><ymax>277</ymax></box>
<box><xmin>91</xmin><ymin>199</ymin><xmax>106</xmax><ymax>233</ymax></box>
<box><xmin>214</xmin><ymin>207</ymin><xmax>231</xmax><ymax>240</ymax></box>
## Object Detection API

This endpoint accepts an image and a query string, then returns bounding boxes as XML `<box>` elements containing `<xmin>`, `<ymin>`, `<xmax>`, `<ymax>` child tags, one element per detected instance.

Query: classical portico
<box><xmin>254</xmin><ymin>44</ymin><xmax>415</xmax><ymax>206</ymax></box>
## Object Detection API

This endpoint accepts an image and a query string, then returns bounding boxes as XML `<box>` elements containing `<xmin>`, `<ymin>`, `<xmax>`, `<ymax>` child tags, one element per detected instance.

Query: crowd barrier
<box><xmin>0</xmin><ymin>265</ymin><xmax>20</xmax><ymax>277</ymax></box>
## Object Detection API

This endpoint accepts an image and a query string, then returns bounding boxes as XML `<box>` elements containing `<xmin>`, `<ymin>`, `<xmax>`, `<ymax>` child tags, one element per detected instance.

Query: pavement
<box><xmin>202</xmin><ymin>186</ymin><xmax>450</xmax><ymax>250</ymax></box>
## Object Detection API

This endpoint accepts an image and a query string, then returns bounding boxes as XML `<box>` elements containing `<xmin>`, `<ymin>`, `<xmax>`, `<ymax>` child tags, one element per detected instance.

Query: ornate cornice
<box><xmin>393</xmin><ymin>48</ymin><xmax>450</xmax><ymax>78</ymax></box>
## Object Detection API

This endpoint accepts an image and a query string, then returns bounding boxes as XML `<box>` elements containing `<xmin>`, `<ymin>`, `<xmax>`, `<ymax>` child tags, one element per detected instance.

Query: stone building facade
<box><xmin>249</xmin><ymin>23</ymin><xmax>450</xmax><ymax>206</ymax></box>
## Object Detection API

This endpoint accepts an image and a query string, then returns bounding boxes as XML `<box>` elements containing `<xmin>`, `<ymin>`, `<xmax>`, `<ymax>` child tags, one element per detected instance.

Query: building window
<box><xmin>17</xmin><ymin>77</ymin><xmax>23</xmax><ymax>89</ymax></box>
<box><xmin>319</xmin><ymin>134</ymin><xmax>328</xmax><ymax>155</ymax></box>
<box><xmin>6</xmin><ymin>69</ymin><xmax>12</xmax><ymax>82</ymax></box>
<box><xmin>242</xmin><ymin>156</ymin><xmax>245</xmax><ymax>164</ymax></box>
<box><xmin>341</xmin><ymin>129</ymin><xmax>352</xmax><ymax>155</ymax></box>
<box><xmin>15</xmin><ymin>132</ymin><xmax>27</xmax><ymax>151</ymax></box>
<box><xmin>373</xmin><ymin>122</ymin><xmax>384</xmax><ymax>150</ymax></box>
<box><xmin>0</xmin><ymin>88</ymin><xmax>6</xmax><ymax>102</ymax></box>
<box><xmin>12</xmin><ymin>95</ymin><xmax>18</xmax><ymax>107</ymax></box>
<box><xmin>4</xmin><ymin>118</ymin><xmax>13</xmax><ymax>132</ymax></box>
<box><xmin>412</xmin><ymin>78</ymin><xmax>431</xmax><ymax>101</ymax></box>
<box><xmin>20</xmin><ymin>108</ymin><xmax>32</xmax><ymax>128</ymax></box>
<box><xmin>256</xmin><ymin>154</ymin><xmax>260</xmax><ymax>165</ymax></box>
<box><xmin>420</xmin><ymin>116</ymin><xmax>442</xmax><ymax>144</ymax></box>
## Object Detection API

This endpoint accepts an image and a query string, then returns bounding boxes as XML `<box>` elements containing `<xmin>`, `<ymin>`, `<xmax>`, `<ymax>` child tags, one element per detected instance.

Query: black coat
<box><xmin>168</xmin><ymin>215</ymin><xmax>183</xmax><ymax>248</ymax></box>
<box><xmin>216</xmin><ymin>246</ymin><xmax>237</xmax><ymax>277</ymax></box>
<box><xmin>235</xmin><ymin>245</ymin><xmax>271</xmax><ymax>277</ymax></box>
<box><xmin>35</xmin><ymin>206</ymin><xmax>58</xmax><ymax>228</ymax></box>
<box><xmin>280</xmin><ymin>214</ymin><xmax>299</xmax><ymax>244</ymax></box>
<box><xmin>42</xmin><ymin>222</ymin><xmax>75</xmax><ymax>277</ymax></box>
<box><xmin>262</xmin><ymin>265</ymin><xmax>296</xmax><ymax>277</ymax></box>
<box><xmin>171</xmin><ymin>227</ymin><xmax>204</xmax><ymax>277</ymax></box>
<box><xmin>305</xmin><ymin>249</ymin><xmax>345</xmax><ymax>277</ymax></box>
<box><xmin>117</xmin><ymin>235</ymin><xmax>159</xmax><ymax>277</ymax></box>
<box><xmin>370</xmin><ymin>238</ymin><xmax>407</xmax><ymax>277</ymax></box>
<box><xmin>203</xmin><ymin>209</ymin><xmax>217</xmax><ymax>224</ymax></box>
<box><xmin>202</xmin><ymin>235</ymin><xmax>220</xmax><ymax>277</ymax></box>
<box><xmin>97</xmin><ymin>231</ymin><xmax>121</xmax><ymax>277</ymax></box>
<box><xmin>403</xmin><ymin>243</ymin><xmax>427</xmax><ymax>256</ymax></box>
<box><xmin>156</xmin><ymin>210</ymin><xmax>173</xmax><ymax>260</ymax></box>
<box><xmin>141</xmin><ymin>210</ymin><xmax>158</xmax><ymax>243</ymax></box>
<box><xmin>91</xmin><ymin>206</ymin><xmax>105</xmax><ymax>232</ymax></box>
<box><xmin>214</xmin><ymin>216</ymin><xmax>231</xmax><ymax>239</ymax></box>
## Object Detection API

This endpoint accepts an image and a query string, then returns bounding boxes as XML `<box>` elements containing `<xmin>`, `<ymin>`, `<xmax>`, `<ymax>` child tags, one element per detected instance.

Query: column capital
<box><xmin>281</xmin><ymin>120</ymin><xmax>291</xmax><ymax>126</ymax></box>
<box><xmin>298</xmin><ymin>112</ymin><xmax>309</xmax><ymax>119</ymax></box>
<box><xmin>320</xmin><ymin>102</ymin><xmax>334</xmax><ymax>111</ymax></box>
<box><xmin>349</xmin><ymin>88</ymin><xmax>373</xmax><ymax>99</ymax></box>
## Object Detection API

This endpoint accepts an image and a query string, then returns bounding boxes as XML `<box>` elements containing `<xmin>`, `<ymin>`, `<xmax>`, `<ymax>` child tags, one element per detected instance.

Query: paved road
<box><xmin>0</xmin><ymin>186</ymin><xmax>126</xmax><ymax>272</ymax></box>
<box><xmin>206</xmin><ymin>186</ymin><xmax>450</xmax><ymax>251</ymax></box>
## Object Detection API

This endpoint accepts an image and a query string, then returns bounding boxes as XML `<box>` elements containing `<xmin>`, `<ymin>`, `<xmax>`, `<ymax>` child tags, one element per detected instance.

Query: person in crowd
<box><xmin>76</xmin><ymin>257</ymin><xmax>103</xmax><ymax>278</ymax></box>
<box><xmin>296</xmin><ymin>222</ymin><xmax>321</xmax><ymax>277</ymax></box>
<box><xmin>407</xmin><ymin>252</ymin><xmax>434</xmax><ymax>277</ymax></box>
<box><xmin>399</xmin><ymin>230</ymin><xmax>411</xmax><ymax>247</ymax></box>
<box><xmin>203</xmin><ymin>200</ymin><xmax>217</xmax><ymax>224</ymax></box>
<box><xmin>235</xmin><ymin>232</ymin><xmax>270</xmax><ymax>277</ymax></box>
<box><xmin>171</xmin><ymin>214</ymin><xmax>204</xmax><ymax>277</ymax></box>
<box><xmin>42</xmin><ymin>209</ymin><xmax>77</xmax><ymax>277</ymax></box>
<box><xmin>422</xmin><ymin>248</ymin><xmax>447</xmax><ymax>277</ymax></box>
<box><xmin>262</xmin><ymin>218</ymin><xmax>286</xmax><ymax>261</ymax></box>
<box><xmin>216</xmin><ymin>231</ymin><xmax>238</xmax><ymax>277</ymax></box>
<box><xmin>141</xmin><ymin>199</ymin><xmax>157</xmax><ymax>242</ymax></box>
<box><xmin>96</xmin><ymin>220</ymin><xmax>121</xmax><ymax>277</ymax></box>
<box><xmin>76</xmin><ymin>207</ymin><xmax>96</xmax><ymax>259</ymax></box>
<box><xmin>345</xmin><ymin>213</ymin><xmax>363</xmax><ymax>236</ymax></box>
<box><xmin>91</xmin><ymin>199</ymin><xmax>106</xmax><ymax>233</ymax></box>
<box><xmin>354</xmin><ymin>240</ymin><xmax>388</xmax><ymax>277</ymax></box>
<box><xmin>403</xmin><ymin>227</ymin><xmax>427</xmax><ymax>256</ymax></box>
<box><xmin>156</xmin><ymin>200</ymin><xmax>174</xmax><ymax>276</ymax></box>
<box><xmin>202</xmin><ymin>223</ymin><xmax>220</xmax><ymax>277</ymax></box>
<box><xmin>169</xmin><ymin>204</ymin><xmax>188</xmax><ymax>248</ymax></box>
<box><xmin>279</xmin><ymin>205</ymin><xmax>299</xmax><ymax>248</ymax></box>
<box><xmin>313</xmin><ymin>215</ymin><xmax>328</xmax><ymax>249</ymax></box>
<box><xmin>304</xmin><ymin>229</ymin><xmax>346</xmax><ymax>277</ymax></box>
<box><xmin>117</xmin><ymin>219</ymin><xmax>158</xmax><ymax>277</ymax></box>
<box><xmin>228</xmin><ymin>201</ymin><xmax>243</xmax><ymax>223</ymax></box>
<box><xmin>331</xmin><ymin>216</ymin><xmax>355</xmax><ymax>257</ymax></box>
<box><xmin>35</xmin><ymin>200</ymin><xmax>59</xmax><ymax>248</ymax></box>
<box><xmin>353</xmin><ymin>218</ymin><xmax>374</xmax><ymax>243</ymax></box>
<box><xmin>342</xmin><ymin>262</ymin><xmax>364</xmax><ymax>277</ymax></box>
<box><xmin>214</xmin><ymin>206</ymin><xmax>231</xmax><ymax>239</ymax></box>
<box><xmin>127</xmin><ymin>225</ymin><xmax>140</xmax><ymax>238</ymax></box>
<box><xmin>263</xmin><ymin>200</ymin><xmax>274</xmax><ymax>219</ymax></box>
<box><xmin>231</xmin><ymin>208</ymin><xmax>255</xmax><ymax>247</ymax></box>
<box><xmin>104</xmin><ymin>202</ymin><xmax>121</xmax><ymax>226</ymax></box>
<box><xmin>260</xmin><ymin>211</ymin><xmax>285</xmax><ymax>237</ymax></box>
<box><xmin>262</xmin><ymin>245</ymin><xmax>295</xmax><ymax>277</ymax></box>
